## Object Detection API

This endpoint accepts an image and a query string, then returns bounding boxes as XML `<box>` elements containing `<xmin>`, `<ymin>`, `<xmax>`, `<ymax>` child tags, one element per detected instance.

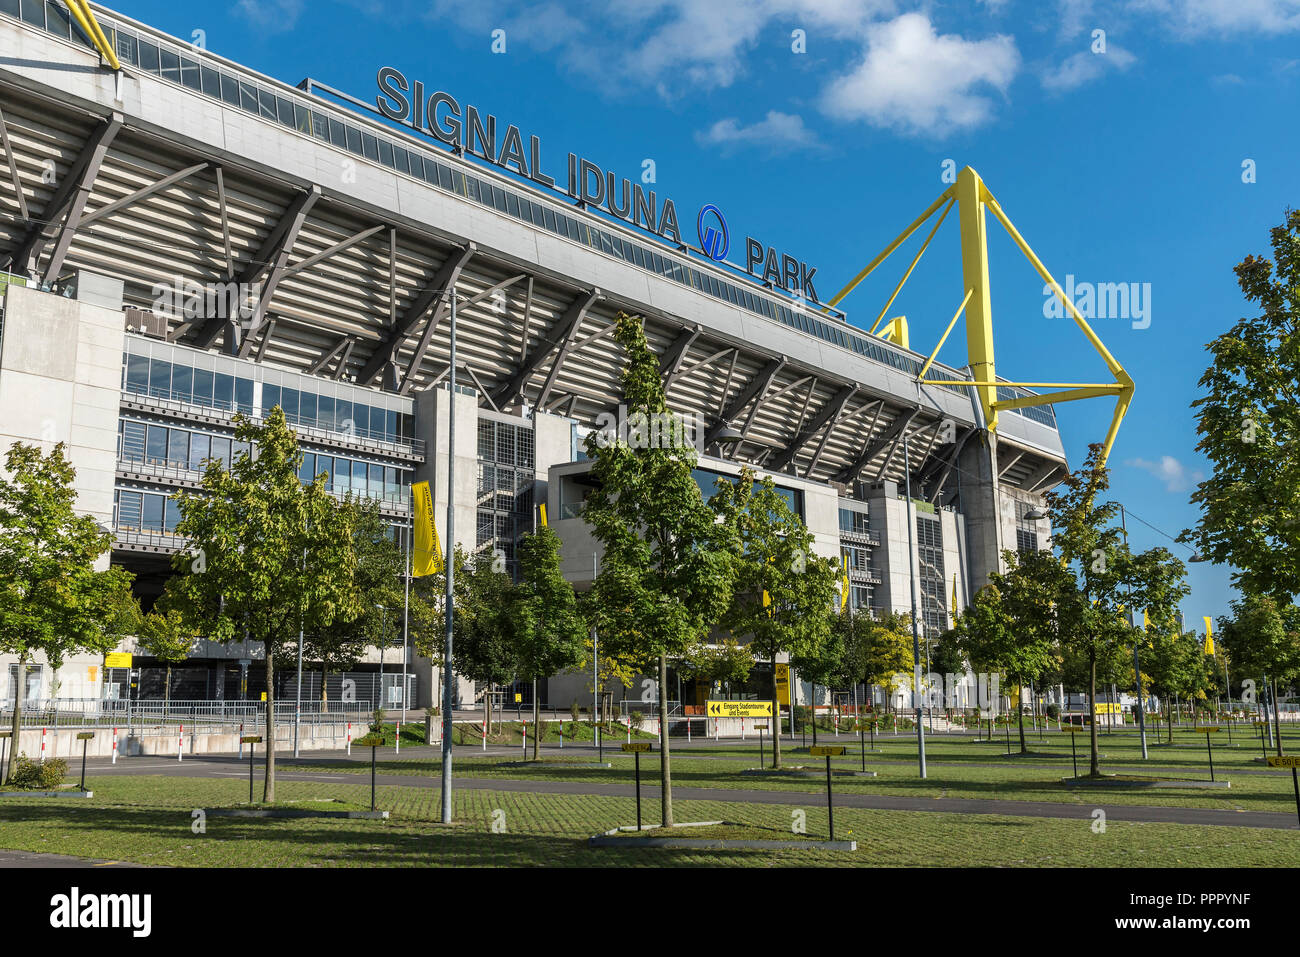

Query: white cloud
<box><xmin>1041</xmin><ymin>44</ymin><xmax>1136</xmax><ymax>91</ymax></box>
<box><xmin>820</xmin><ymin>13</ymin><xmax>1020</xmax><ymax>135</ymax></box>
<box><xmin>1127</xmin><ymin>456</ymin><xmax>1205</xmax><ymax>493</ymax></box>
<box><xmin>1129</xmin><ymin>0</ymin><xmax>1300</xmax><ymax>35</ymax></box>
<box><xmin>235</xmin><ymin>0</ymin><xmax>305</xmax><ymax>32</ymax></box>
<box><xmin>696</xmin><ymin>111</ymin><xmax>824</xmax><ymax>152</ymax></box>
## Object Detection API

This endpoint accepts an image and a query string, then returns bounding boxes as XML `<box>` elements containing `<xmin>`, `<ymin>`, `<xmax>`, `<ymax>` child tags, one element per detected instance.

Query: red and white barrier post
<box><xmin>112</xmin><ymin>727</ymin><xmax>118</xmax><ymax>765</ymax></box>
<box><xmin>395</xmin><ymin>720</ymin><xmax>400</xmax><ymax>755</ymax></box>
<box><xmin>687</xmin><ymin>716</ymin><xmax>692</xmax><ymax>742</ymax></box>
<box><xmin>346</xmin><ymin>722</ymin><xmax>352</xmax><ymax>755</ymax></box>
<box><xmin>626</xmin><ymin>715</ymin><xmax>631</xmax><ymax>744</ymax></box>
<box><xmin>238</xmin><ymin>723</ymin><xmax>244</xmax><ymax>759</ymax></box>
<box><xmin>559</xmin><ymin>723</ymin><xmax>564</xmax><ymax>749</ymax></box>
<box><xmin>40</xmin><ymin>727</ymin><xmax>47</xmax><ymax>763</ymax></box>
<box><xmin>178</xmin><ymin>723</ymin><xmax>184</xmax><ymax>761</ymax></box>
<box><xmin>521</xmin><ymin>721</ymin><xmax>527</xmax><ymax>755</ymax></box>
<box><xmin>482</xmin><ymin>720</ymin><xmax>487</xmax><ymax>752</ymax></box>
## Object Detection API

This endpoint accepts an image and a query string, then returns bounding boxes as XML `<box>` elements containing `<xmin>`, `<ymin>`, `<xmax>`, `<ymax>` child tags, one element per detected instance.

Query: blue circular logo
<box><xmin>697</xmin><ymin>204</ymin><xmax>729</xmax><ymax>261</ymax></box>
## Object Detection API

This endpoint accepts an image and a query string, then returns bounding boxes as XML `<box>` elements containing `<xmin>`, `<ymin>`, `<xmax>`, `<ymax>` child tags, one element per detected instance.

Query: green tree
<box><xmin>710</xmin><ymin>468</ymin><xmax>836</xmax><ymax>767</ymax></box>
<box><xmin>1047</xmin><ymin>445</ymin><xmax>1188</xmax><ymax>775</ymax></box>
<box><xmin>1183</xmin><ymin>209</ymin><xmax>1300</xmax><ymax>605</ymax></box>
<box><xmin>1143</xmin><ymin>621</ymin><xmax>1209</xmax><ymax>741</ymax></box>
<box><xmin>1218</xmin><ymin>594</ymin><xmax>1300</xmax><ymax>754</ymax></box>
<box><xmin>136</xmin><ymin>590</ymin><xmax>197</xmax><ymax>717</ymax></box>
<box><xmin>680</xmin><ymin>637</ymin><xmax>754</xmax><ymax>697</ymax></box>
<box><xmin>0</xmin><ymin>442</ymin><xmax>135</xmax><ymax>784</ymax></box>
<box><xmin>169</xmin><ymin>409</ymin><xmax>361</xmax><ymax>802</ymax></box>
<box><xmin>861</xmin><ymin>611</ymin><xmax>915</xmax><ymax>722</ymax></box>
<box><xmin>583</xmin><ymin>311</ymin><xmax>734</xmax><ymax>827</ymax></box>
<box><xmin>790</xmin><ymin>618</ymin><xmax>846</xmax><ymax>743</ymax></box>
<box><xmin>511</xmin><ymin>526</ymin><xmax>588</xmax><ymax>760</ymax></box>
<box><xmin>446</xmin><ymin>547</ymin><xmax>515</xmax><ymax>733</ymax></box>
<box><xmin>295</xmin><ymin>498</ymin><xmax>405</xmax><ymax>711</ymax></box>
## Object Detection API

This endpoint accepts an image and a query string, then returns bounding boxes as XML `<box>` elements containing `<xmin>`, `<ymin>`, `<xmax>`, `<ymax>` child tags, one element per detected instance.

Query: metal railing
<box><xmin>3</xmin><ymin>698</ymin><xmax>373</xmax><ymax>732</ymax></box>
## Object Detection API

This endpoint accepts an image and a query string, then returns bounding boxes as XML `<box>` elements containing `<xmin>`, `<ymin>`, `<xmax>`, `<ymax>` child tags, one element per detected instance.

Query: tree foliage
<box><xmin>0</xmin><ymin>442</ymin><xmax>135</xmax><ymax>783</ymax></box>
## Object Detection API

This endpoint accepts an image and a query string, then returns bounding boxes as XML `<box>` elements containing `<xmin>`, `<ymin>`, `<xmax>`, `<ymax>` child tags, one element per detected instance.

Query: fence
<box><xmin>2</xmin><ymin>698</ymin><xmax>373</xmax><ymax>733</ymax></box>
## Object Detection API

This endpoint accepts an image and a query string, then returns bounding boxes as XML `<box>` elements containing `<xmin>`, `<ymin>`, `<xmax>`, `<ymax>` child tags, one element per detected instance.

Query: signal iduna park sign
<box><xmin>374</xmin><ymin>68</ymin><xmax>821</xmax><ymax>303</ymax></box>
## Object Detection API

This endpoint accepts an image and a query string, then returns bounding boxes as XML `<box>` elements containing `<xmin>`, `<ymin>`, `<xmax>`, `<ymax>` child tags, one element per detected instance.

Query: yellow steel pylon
<box><xmin>65</xmin><ymin>2</ymin><xmax>122</xmax><ymax>71</ymax></box>
<box><xmin>825</xmin><ymin>166</ymin><xmax>1133</xmax><ymax>466</ymax></box>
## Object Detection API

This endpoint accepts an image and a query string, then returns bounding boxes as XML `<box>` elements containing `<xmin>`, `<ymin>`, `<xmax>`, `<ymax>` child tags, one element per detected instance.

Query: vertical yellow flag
<box><xmin>1204</xmin><ymin>616</ymin><xmax>1215</xmax><ymax>655</ymax></box>
<box><xmin>1143</xmin><ymin>610</ymin><xmax>1149</xmax><ymax>631</ymax></box>
<box><xmin>411</xmin><ymin>480</ymin><xmax>444</xmax><ymax>576</ymax></box>
<box><xmin>840</xmin><ymin>553</ymin><xmax>849</xmax><ymax>611</ymax></box>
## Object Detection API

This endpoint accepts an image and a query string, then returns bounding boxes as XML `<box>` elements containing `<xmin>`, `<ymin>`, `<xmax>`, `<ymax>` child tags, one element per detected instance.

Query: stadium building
<box><xmin>0</xmin><ymin>3</ymin><xmax>1069</xmax><ymax>716</ymax></box>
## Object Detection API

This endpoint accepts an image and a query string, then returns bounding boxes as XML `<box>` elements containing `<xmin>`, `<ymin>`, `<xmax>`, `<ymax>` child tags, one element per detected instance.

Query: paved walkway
<box><xmin>66</xmin><ymin>749</ymin><xmax>1300</xmax><ymax>832</ymax></box>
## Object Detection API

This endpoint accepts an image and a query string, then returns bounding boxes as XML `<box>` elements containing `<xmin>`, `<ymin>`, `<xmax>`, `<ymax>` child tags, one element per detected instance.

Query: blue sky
<box><xmin>109</xmin><ymin>0</ymin><xmax>1300</xmax><ymax>624</ymax></box>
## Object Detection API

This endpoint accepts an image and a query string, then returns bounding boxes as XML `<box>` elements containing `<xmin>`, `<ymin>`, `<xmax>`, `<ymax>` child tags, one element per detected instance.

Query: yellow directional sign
<box><xmin>514</xmin><ymin>693</ymin><xmax>522</xmax><ymax>703</ymax></box>
<box><xmin>810</xmin><ymin>745</ymin><xmax>846</xmax><ymax>756</ymax></box>
<box><xmin>1195</xmin><ymin>727</ymin><xmax>1220</xmax><ymax>733</ymax></box>
<box><xmin>622</xmin><ymin>742</ymin><xmax>651</xmax><ymax>753</ymax></box>
<box><xmin>707</xmin><ymin>700</ymin><xmax>772</xmax><ymax>718</ymax></box>
<box><xmin>1093</xmin><ymin>703</ymin><xmax>1122</xmax><ymax>714</ymax></box>
<box><xmin>1267</xmin><ymin>755</ymin><xmax>1300</xmax><ymax>768</ymax></box>
<box><xmin>75</xmin><ymin>731</ymin><xmax>94</xmax><ymax>740</ymax></box>
<box><xmin>753</xmin><ymin>724</ymin><xmax>769</xmax><ymax>732</ymax></box>
<box><xmin>105</xmin><ymin>652</ymin><xmax>132</xmax><ymax>669</ymax></box>
<box><xmin>1062</xmin><ymin>726</ymin><xmax>1086</xmax><ymax>732</ymax></box>
<box><xmin>356</xmin><ymin>735</ymin><xmax>386</xmax><ymax>748</ymax></box>
<box><xmin>775</xmin><ymin>664</ymin><xmax>790</xmax><ymax>706</ymax></box>
<box><xmin>240</xmin><ymin>735</ymin><xmax>263</xmax><ymax>744</ymax></box>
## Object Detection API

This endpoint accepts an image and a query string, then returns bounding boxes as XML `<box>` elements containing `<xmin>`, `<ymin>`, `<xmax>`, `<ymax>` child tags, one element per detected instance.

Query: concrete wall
<box><xmin>0</xmin><ymin>284</ymin><xmax>124</xmax><ymax>529</ymax></box>
<box><xmin>5</xmin><ymin>722</ymin><xmax>369</xmax><ymax>761</ymax></box>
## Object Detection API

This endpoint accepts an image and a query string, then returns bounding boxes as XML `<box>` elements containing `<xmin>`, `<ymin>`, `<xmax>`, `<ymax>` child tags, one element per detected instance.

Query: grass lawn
<box><xmin>1</xmin><ymin>774</ymin><xmax>1297</xmax><ymax>867</ymax></box>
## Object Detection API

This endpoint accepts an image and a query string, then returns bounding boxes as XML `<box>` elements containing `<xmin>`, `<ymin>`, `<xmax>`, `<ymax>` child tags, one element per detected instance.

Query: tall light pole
<box><xmin>440</xmin><ymin>289</ymin><xmax>458</xmax><ymax>824</ymax></box>
<box><xmin>1118</xmin><ymin>504</ymin><xmax>1149</xmax><ymax>759</ymax></box>
<box><xmin>903</xmin><ymin>432</ymin><xmax>927</xmax><ymax>778</ymax></box>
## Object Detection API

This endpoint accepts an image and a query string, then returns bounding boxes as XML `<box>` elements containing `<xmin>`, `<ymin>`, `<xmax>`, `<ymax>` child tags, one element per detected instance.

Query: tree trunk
<box><xmin>531</xmin><ymin>680</ymin><xmax>540</xmax><ymax>761</ymax></box>
<box><xmin>5</xmin><ymin>659</ymin><xmax>24</xmax><ymax>784</ymax></box>
<box><xmin>657</xmin><ymin>654</ymin><xmax>673</xmax><ymax>827</ymax></box>
<box><xmin>771</xmin><ymin>651</ymin><xmax>782</xmax><ymax>770</ymax></box>
<box><xmin>264</xmin><ymin>651</ymin><xmax>276</xmax><ymax>803</ymax></box>
<box><xmin>1016</xmin><ymin>683</ymin><xmax>1027</xmax><ymax>754</ymax></box>
<box><xmin>1088</xmin><ymin>653</ymin><xmax>1100</xmax><ymax>776</ymax></box>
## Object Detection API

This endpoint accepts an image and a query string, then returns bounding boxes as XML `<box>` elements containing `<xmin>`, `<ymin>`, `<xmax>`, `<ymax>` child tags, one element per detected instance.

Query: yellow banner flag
<box><xmin>1143</xmin><ymin>610</ymin><xmax>1149</xmax><ymax>631</ymax></box>
<box><xmin>839</xmin><ymin>552</ymin><xmax>849</xmax><ymax>611</ymax></box>
<box><xmin>1204</xmin><ymin>616</ymin><xmax>1215</xmax><ymax>655</ymax></box>
<box><xmin>411</xmin><ymin>480</ymin><xmax>443</xmax><ymax>577</ymax></box>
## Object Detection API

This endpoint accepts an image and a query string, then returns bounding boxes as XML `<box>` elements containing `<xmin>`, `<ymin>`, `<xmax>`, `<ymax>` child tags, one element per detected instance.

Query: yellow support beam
<box><xmin>67</xmin><ymin>1</ymin><xmax>121</xmax><ymax>71</ymax></box>
<box><xmin>956</xmin><ymin>167</ymin><xmax>998</xmax><ymax>433</ymax></box>
<box><xmin>824</xmin><ymin>186</ymin><xmax>954</xmax><ymax>312</ymax></box>
<box><xmin>868</xmin><ymin>198</ymin><xmax>954</xmax><ymax>335</ymax></box>
<box><xmin>877</xmin><ymin>316</ymin><xmax>909</xmax><ymax>349</ymax></box>
<box><xmin>917</xmin><ymin>288</ymin><xmax>973</xmax><ymax>382</ymax></box>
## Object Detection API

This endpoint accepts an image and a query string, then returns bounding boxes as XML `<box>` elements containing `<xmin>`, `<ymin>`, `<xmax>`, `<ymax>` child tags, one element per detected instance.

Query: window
<box><xmin>189</xmin><ymin>432</ymin><xmax>210</xmax><ymax>471</ymax></box>
<box><xmin>119</xmin><ymin>420</ymin><xmax>146</xmax><ymax>462</ymax></box>
<box><xmin>210</xmin><ymin>436</ymin><xmax>231</xmax><ymax>468</ymax></box>
<box><xmin>142</xmin><ymin>493</ymin><xmax>164</xmax><ymax>532</ymax></box>
<box><xmin>167</xmin><ymin>428</ymin><xmax>189</xmax><ymax>468</ymax></box>
<box><xmin>214</xmin><ymin>372</ymin><xmax>234</xmax><ymax>410</ymax></box>
<box><xmin>115</xmin><ymin>489</ymin><xmax>142</xmax><ymax>530</ymax></box>
<box><xmin>148</xmin><ymin>358</ymin><xmax>170</xmax><ymax>397</ymax></box>
<box><xmin>125</xmin><ymin>353</ymin><xmax>149</xmax><ymax>392</ymax></box>
<box><xmin>145</xmin><ymin>425</ymin><xmax>168</xmax><ymax>465</ymax></box>
<box><xmin>192</xmin><ymin>367</ymin><xmax>214</xmax><ymax>405</ymax></box>
<box><xmin>299</xmin><ymin>452</ymin><xmax>315</xmax><ymax>485</ymax></box>
<box><xmin>171</xmin><ymin>363</ymin><xmax>192</xmax><ymax>403</ymax></box>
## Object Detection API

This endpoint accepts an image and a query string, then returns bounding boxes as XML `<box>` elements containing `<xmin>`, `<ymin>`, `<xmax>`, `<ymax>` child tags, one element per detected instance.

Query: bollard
<box><xmin>178</xmin><ymin>723</ymin><xmax>184</xmax><ymax>761</ymax></box>
<box><xmin>687</xmin><ymin>717</ymin><xmax>692</xmax><ymax>743</ymax></box>
<box><xmin>238</xmin><ymin>723</ymin><xmax>244</xmax><ymax>759</ymax></box>
<box><xmin>741</xmin><ymin>718</ymin><xmax>746</xmax><ymax>742</ymax></box>
<box><xmin>626</xmin><ymin>716</ymin><xmax>631</xmax><ymax>744</ymax></box>
<box><xmin>395</xmin><ymin>720</ymin><xmax>400</xmax><ymax>755</ymax></box>
<box><xmin>482</xmin><ymin>720</ymin><xmax>487</xmax><ymax>752</ymax></box>
<box><xmin>347</xmin><ymin>722</ymin><xmax>352</xmax><ymax>755</ymax></box>
<box><xmin>112</xmin><ymin>727</ymin><xmax>118</xmax><ymax>765</ymax></box>
<box><xmin>41</xmin><ymin>727</ymin><xmax>46</xmax><ymax>763</ymax></box>
<box><xmin>521</xmin><ymin>721</ymin><xmax>527</xmax><ymax>755</ymax></box>
<box><xmin>559</xmin><ymin>722</ymin><xmax>564</xmax><ymax>749</ymax></box>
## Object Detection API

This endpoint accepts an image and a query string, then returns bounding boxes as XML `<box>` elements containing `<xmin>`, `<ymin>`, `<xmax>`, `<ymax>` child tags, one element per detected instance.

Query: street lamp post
<box><xmin>440</xmin><ymin>289</ymin><xmax>458</xmax><ymax>824</ymax></box>
<box><xmin>902</xmin><ymin>432</ymin><xmax>927</xmax><ymax>778</ymax></box>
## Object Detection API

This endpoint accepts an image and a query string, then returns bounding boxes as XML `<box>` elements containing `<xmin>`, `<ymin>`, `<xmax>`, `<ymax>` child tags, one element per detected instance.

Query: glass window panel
<box><xmin>115</xmin><ymin>31</ymin><xmax>138</xmax><ymax>66</ymax></box>
<box><xmin>351</xmin><ymin>403</ymin><xmax>368</xmax><ymax>436</ymax></box>
<box><xmin>393</xmin><ymin>146</ymin><xmax>410</xmax><ymax>175</ymax></box>
<box><xmin>214</xmin><ymin>372</ymin><xmax>234</xmax><ymax>411</ymax></box>
<box><xmin>145</xmin><ymin>425</ymin><xmax>167</xmax><ymax>464</ymax></box>
<box><xmin>142</xmin><ymin>493</ymin><xmax>164</xmax><ymax>531</ymax></box>
<box><xmin>258</xmin><ymin>89</ymin><xmax>278</xmax><ymax>120</ymax></box>
<box><xmin>299</xmin><ymin>452</ymin><xmax>315</xmax><ymax>485</ymax></box>
<box><xmin>353</xmin><ymin>460</ymin><xmax>367</xmax><ymax>491</ymax></box>
<box><xmin>170</xmin><ymin>363</ymin><xmax>192</xmax><ymax>403</ymax></box>
<box><xmin>328</xmin><ymin>117</ymin><xmax>346</xmax><ymax>147</ymax></box>
<box><xmin>220</xmin><ymin>72</ymin><xmax>240</xmax><ymax>107</ymax></box>
<box><xmin>384</xmin><ymin>408</ymin><xmax>397</xmax><ymax>441</ymax></box>
<box><xmin>164</xmin><ymin>497</ymin><xmax>180</xmax><ymax>533</ymax></box>
<box><xmin>294</xmin><ymin>104</ymin><xmax>313</xmax><ymax>136</ymax></box>
<box><xmin>210</xmin><ymin>436</ymin><xmax>230</xmax><ymax>467</ymax></box>
<box><xmin>167</xmin><ymin>428</ymin><xmax>188</xmax><ymax>467</ymax></box>
<box><xmin>263</xmin><ymin>384</ymin><xmax>280</xmax><ymax>416</ymax></box>
<box><xmin>239</xmin><ymin>81</ymin><xmax>259</xmax><ymax>113</ymax></box>
<box><xmin>378</xmin><ymin>139</ymin><xmax>393</xmax><ymax>168</ymax></box>
<box><xmin>276</xmin><ymin>96</ymin><xmax>295</xmax><ymax>127</ymax></box>
<box><xmin>316</xmin><ymin>455</ymin><xmax>332</xmax><ymax>490</ymax></box>
<box><xmin>362</xmin><ymin>132</ymin><xmax>379</xmax><ymax>161</ymax></box>
<box><xmin>299</xmin><ymin>391</ymin><xmax>317</xmax><ymax>425</ymax></box>
<box><xmin>280</xmin><ymin>386</ymin><xmax>299</xmax><ymax>419</ymax></box>
<box><xmin>116</xmin><ymin>490</ymin><xmax>141</xmax><ymax>530</ymax></box>
<box><xmin>159</xmin><ymin>49</ymin><xmax>181</xmax><ymax>84</ymax></box>
<box><xmin>385</xmin><ymin>467</ymin><xmax>398</xmax><ymax>500</ymax></box>
<box><xmin>119</xmin><ymin>419</ymin><xmax>146</xmax><ymax>462</ymax></box>
<box><xmin>189</xmin><ymin>432</ymin><xmax>209</xmax><ymax>471</ymax></box>
<box><xmin>179</xmin><ymin>56</ymin><xmax>201</xmax><ymax>91</ymax></box>
<box><xmin>312</xmin><ymin>112</ymin><xmax>329</xmax><ymax>141</ymax></box>
<box><xmin>336</xmin><ymin>399</ymin><xmax>353</xmax><ymax>433</ymax></box>
<box><xmin>233</xmin><ymin>440</ymin><xmax>251</xmax><ymax>463</ymax></box>
<box><xmin>192</xmin><ymin>367</ymin><xmax>214</xmax><ymax>405</ymax></box>
<box><xmin>148</xmin><ymin>358</ymin><xmax>170</xmax><ymax>397</ymax></box>
<box><xmin>369</xmin><ymin>463</ymin><xmax>383</xmax><ymax>498</ymax></box>
<box><xmin>125</xmin><ymin>353</ymin><xmax>149</xmax><ymax>392</ymax></box>
<box><xmin>437</xmin><ymin>163</ymin><xmax>452</xmax><ymax>191</ymax></box>
<box><xmin>345</xmin><ymin>125</ymin><xmax>362</xmax><ymax>155</ymax></box>
<box><xmin>138</xmin><ymin>41</ymin><xmax>160</xmax><ymax>75</ymax></box>
<box><xmin>200</xmin><ymin>65</ymin><xmax>220</xmax><ymax>97</ymax></box>
<box><xmin>317</xmin><ymin>395</ymin><xmax>335</xmax><ymax>431</ymax></box>
<box><xmin>45</xmin><ymin>2</ymin><xmax>70</xmax><ymax>38</ymax></box>
<box><xmin>0</xmin><ymin>0</ymin><xmax>20</xmax><ymax>18</ymax></box>
<box><xmin>235</xmin><ymin>375</ymin><xmax>253</xmax><ymax>414</ymax></box>
<box><xmin>334</xmin><ymin>459</ymin><xmax>350</xmax><ymax>493</ymax></box>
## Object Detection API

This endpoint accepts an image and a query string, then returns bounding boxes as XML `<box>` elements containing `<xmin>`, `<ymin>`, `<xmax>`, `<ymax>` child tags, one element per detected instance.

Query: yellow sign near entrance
<box><xmin>706</xmin><ymin>700</ymin><xmax>773</xmax><ymax>718</ymax></box>
<box><xmin>1267</xmin><ymin>755</ymin><xmax>1300</xmax><ymax>768</ymax></box>
<box><xmin>622</xmin><ymin>742</ymin><xmax>651</xmax><ymax>752</ymax></box>
<box><xmin>775</xmin><ymin>664</ymin><xmax>790</xmax><ymax>706</ymax></box>
<box><xmin>105</xmin><ymin>652</ymin><xmax>132</xmax><ymax>669</ymax></box>
<box><xmin>514</xmin><ymin>693</ymin><xmax>522</xmax><ymax>703</ymax></box>
<box><xmin>1093</xmin><ymin>703</ymin><xmax>1122</xmax><ymax>714</ymax></box>
<box><xmin>810</xmin><ymin>745</ymin><xmax>845</xmax><ymax>756</ymax></box>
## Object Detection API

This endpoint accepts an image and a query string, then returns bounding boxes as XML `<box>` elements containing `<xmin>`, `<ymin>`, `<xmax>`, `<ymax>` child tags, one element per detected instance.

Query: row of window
<box><xmin>113</xmin><ymin>488</ymin><xmax>411</xmax><ymax>539</ymax></box>
<box><xmin>838</xmin><ymin>506</ymin><xmax>871</xmax><ymax>536</ymax></box>
<box><xmin>916</xmin><ymin>515</ymin><xmax>947</xmax><ymax>637</ymax></box>
<box><xmin>118</xmin><ymin>419</ymin><xmax>412</xmax><ymax>505</ymax></box>
<box><xmin>477</xmin><ymin>419</ymin><xmax>536</xmax><ymax>471</ymax></box>
<box><xmin>123</xmin><ymin>353</ymin><xmax>417</xmax><ymax>444</ymax></box>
